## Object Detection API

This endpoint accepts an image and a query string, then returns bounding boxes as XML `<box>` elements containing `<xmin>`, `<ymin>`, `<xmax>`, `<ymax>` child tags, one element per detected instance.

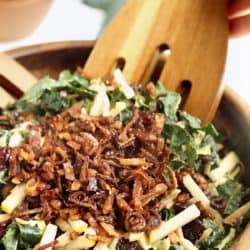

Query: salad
<box><xmin>0</xmin><ymin>68</ymin><xmax>249</xmax><ymax>250</ymax></box>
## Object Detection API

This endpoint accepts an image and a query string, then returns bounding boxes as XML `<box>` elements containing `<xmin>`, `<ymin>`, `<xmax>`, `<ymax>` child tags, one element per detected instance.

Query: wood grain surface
<box><xmin>84</xmin><ymin>0</ymin><xmax>228</xmax><ymax>122</ymax></box>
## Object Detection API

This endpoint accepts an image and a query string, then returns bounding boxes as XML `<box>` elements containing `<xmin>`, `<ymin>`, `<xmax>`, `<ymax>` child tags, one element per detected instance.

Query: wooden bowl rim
<box><xmin>0</xmin><ymin>0</ymin><xmax>51</xmax><ymax>6</ymax></box>
<box><xmin>5</xmin><ymin>40</ymin><xmax>250</xmax><ymax>125</ymax></box>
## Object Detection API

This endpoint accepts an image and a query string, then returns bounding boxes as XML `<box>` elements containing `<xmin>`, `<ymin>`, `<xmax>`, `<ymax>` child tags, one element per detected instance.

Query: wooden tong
<box><xmin>84</xmin><ymin>0</ymin><xmax>228</xmax><ymax>123</ymax></box>
<box><xmin>0</xmin><ymin>52</ymin><xmax>37</xmax><ymax>108</ymax></box>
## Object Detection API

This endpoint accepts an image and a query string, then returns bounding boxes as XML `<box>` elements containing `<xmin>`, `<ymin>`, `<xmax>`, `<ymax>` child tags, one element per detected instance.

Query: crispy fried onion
<box><xmin>5</xmin><ymin>107</ymin><xmax>179</xmax><ymax>236</ymax></box>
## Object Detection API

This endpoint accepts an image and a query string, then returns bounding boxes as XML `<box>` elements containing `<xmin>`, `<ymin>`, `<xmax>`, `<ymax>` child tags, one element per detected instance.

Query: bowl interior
<box><xmin>6</xmin><ymin>41</ymin><xmax>250</xmax><ymax>184</ymax></box>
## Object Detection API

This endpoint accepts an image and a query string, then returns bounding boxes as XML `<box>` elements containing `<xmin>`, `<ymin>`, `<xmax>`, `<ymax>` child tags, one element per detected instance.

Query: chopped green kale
<box><xmin>217</xmin><ymin>180</ymin><xmax>246</xmax><ymax>215</ymax></box>
<box><xmin>199</xmin><ymin>219</ymin><xmax>225</xmax><ymax>249</ymax></box>
<box><xmin>40</xmin><ymin>91</ymin><xmax>71</xmax><ymax>114</ymax></box>
<box><xmin>0</xmin><ymin>169</ymin><xmax>8</xmax><ymax>184</ymax></box>
<box><xmin>1</xmin><ymin>224</ymin><xmax>18</xmax><ymax>250</ymax></box>
<box><xmin>169</xmin><ymin>244</ymin><xmax>181</xmax><ymax>250</ymax></box>
<box><xmin>158</xmin><ymin>91</ymin><xmax>181</xmax><ymax>121</ymax></box>
<box><xmin>179</xmin><ymin>111</ymin><xmax>201</xmax><ymax>130</ymax></box>
<box><xmin>169</xmin><ymin>124</ymin><xmax>197</xmax><ymax>168</ymax></box>
<box><xmin>6</xmin><ymin>70</ymin><xmax>95</xmax><ymax>116</ymax></box>
<box><xmin>161</xmin><ymin>208</ymin><xmax>175</xmax><ymax>221</ymax></box>
<box><xmin>108</xmin><ymin>88</ymin><xmax>127</xmax><ymax>104</ymax></box>
<box><xmin>1</xmin><ymin>222</ymin><xmax>43</xmax><ymax>250</ymax></box>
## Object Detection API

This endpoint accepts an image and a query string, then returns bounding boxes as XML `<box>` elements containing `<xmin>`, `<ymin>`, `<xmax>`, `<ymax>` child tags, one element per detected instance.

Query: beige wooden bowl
<box><xmin>0</xmin><ymin>0</ymin><xmax>52</xmax><ymax>41</ymax></box>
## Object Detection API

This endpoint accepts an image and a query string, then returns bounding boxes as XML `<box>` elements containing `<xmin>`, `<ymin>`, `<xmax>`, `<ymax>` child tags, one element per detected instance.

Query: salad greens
<box><xmin>199</xmin><ymin>219</ymin><xmax>225</xmax><ymax>250</ymax></box>
<box><xmin>1</xmin><ymin>222</ymin><xmax>43</xmax><ymax>250</ymax></box>
<box><xmin>6</xmin><ymin>70</ymin><xmax>95</xmax><ymax>116</ymax></box>
<box><xmin>169</xmin><ymin>244</ymin><xmax>181</xmax><ymax>250</ymax></box>
<box><xmin>0</xmin><ymin>169</ymin><xmax>7</xmax><ymax>184</ymax></box>
<box><xmin>161</xmin><ymin>208</ymin><xmax>175</xmax><ymax>221</ymax></box>
<box><xmin>217</xmin><ymin>180</ymin><xmax>247</xmax><ymax>215</ymax></box>
<box><xmin>158</xmin><ymin>91</ymin><xmax>181</xmax><ymax>121</ymax></box>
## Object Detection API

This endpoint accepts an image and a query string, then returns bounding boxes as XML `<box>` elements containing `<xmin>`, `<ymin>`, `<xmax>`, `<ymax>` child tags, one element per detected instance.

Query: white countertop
<box><xmin>0</xmin><ymin>0</ymin><xmax>249</xmax><ymax>103</ymax></box>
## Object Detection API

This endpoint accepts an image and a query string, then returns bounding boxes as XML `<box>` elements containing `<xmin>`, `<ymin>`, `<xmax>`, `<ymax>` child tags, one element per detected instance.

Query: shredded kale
<box><xmin>108</xmin><ymin>88</ymin><xmax>127</xmax><ymax>104</ymax></box>
<box><xmin>108</xmin><ymin>88</ymin><xmax>133</xmax><ymax>123</ymax></box>
<box><xmin>114</xmin><ymin>107</ymin><xmax>133</xmax><ymax>124</ymax></box>
<box><xmin>0</xmin><ymin>169</ymin><xmax>8</xmax><ymax>184</ymax></box>
<box><xmin>40</xmin><ymin>91</ymin><xmax>71</xmax><ymax>114</ymax></box>
<box><xmin>217</xmin><ymin>180</ymin><xmax>246</xmax><ymax>215</ymax></box>
<box><xmin>204</xmin><ymin>123</ymin><xmax>219</xmax><ymax>137</ymax></box>
<box><xmin>17</xmin><ymin>223</ymin><xmax>42</xmax><ymax>250</ymax></box>
<box><xmin>155</xmin><ymin>80</ymin><xmax>167</xmax><ymax>95</ymax></box>
<box><xmin>1</xmin><ymin>224</ymin><xmax>18</xmax><ymax>250</ymax></box>
<box><xmin>180</xmin><ymin>111</ymin><xmax>201</xmax><ymax>130</ymax></box>
<box><xmin>161</xmin><ymin>208</ymin><xmax>175</xmax><ymax>221</ymax></box>
<box><xmin>199</xmin><ymin>219</ymin><xmax>225</xmax><ymax>249</ymax></box>
<box><xmin>169</xmin><ymin>125</ymin><xmax>198</xmax><ymax>169</ymax></box>
<box><xmin>158</xmin><ymin>91</ymin><xmax>181</xmax><ymax>121</ymax></box>
<box><xmin>134</xmin><ymin>93</ymin><xmax>157</xmax><ymax>111</ymax></box>
<box><xmin>169</xmin><ymin>244</ymin><xmax>181</xmax><ymax>250</ymax></box>
<box><xmin>6</xmin><ymin>70</ymin><xmax>95</xmax><ymax>116</ymax></box>
<box><xmin>1</xmin><ymin>222</ymin><xmax>43</xmax><ymax>250</ymax></box>
<box><xmin>200</xmin><ymin>134</ymin><xmax>220</xmax><ymax>166</ymax></box>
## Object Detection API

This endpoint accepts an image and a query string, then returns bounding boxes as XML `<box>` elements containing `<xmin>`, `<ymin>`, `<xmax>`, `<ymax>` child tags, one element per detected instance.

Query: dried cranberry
<box><xmin>183</xmin><ymin>219</ymin><xmax>204</xmax><ymax>243</ymax></box>
<box><xmin>0</xmin><ymin>147</ymin><xmax>10</xmax><ymax>169</ymax></box>
<box><xmin>0</xmin><ymin>225</ymin><xmax>5</xmax><ymax>238</ymax></box>
<box><xmin>140</xmin><ymin>111</ymin><xmax>154</xmax><ymax>126</ymax></box>
<box><xmin>210</xmin><ymin>197</ymin><xmax>226</xmax><ymax>212</ymax></box>
<box><xmin>116</xmin><ymin>238</ymin><xmax>143</xmax><ymax>250</ymax></box>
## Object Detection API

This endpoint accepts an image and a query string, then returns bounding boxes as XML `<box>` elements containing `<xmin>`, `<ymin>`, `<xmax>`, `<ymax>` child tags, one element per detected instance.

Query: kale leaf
<box><xmin>217</xmin><ymin>180</ymin><xmax>245</xmax><ymax>215</ymax></box>
<box><xmin>204</xmin><ymin>123</ymin><xmax>219</xmax><ymax>137</ymax></box>
<box><xmin>20</xmin><ymin>76</ymin><xmax>65</xmax><ymax>102</ymax></box>
<box><xmin>155</xmin><ymin>80</ymin><xmax>167</xmax><ymax>95</ymax></box>
<box><xmin>1</xmin><ymin>222</ymin><xmax>43</xmax><ymax>250</ymax></box>
<box><xmin>108</xmin><ymin>88</ymin><xmax>127</xmax><ymax>104</ymax></box>
<box><xmin>134</xmin><ymin>93</ymin><xmax>157</xmax><ymax>111</ymax></box>
<box><xmin>108</xmin><ymin>88</ymin><xmax>133</xmax><ymax>123</ymax></box>
<box><xmin>40</xmin><ymin>91</ymin><xmax>71</xmax><ymax>114</ymax></box>
<box><xmin>161</xmin><ymin>208</ymin><xmax>175</xmax><ymax>221</ymax></box>
<box><xmin>0</xmin><ymin>169</ymin><xmax>8</xmax><ymax>184</ymax></box>
<box><xmin>17</xmin><ymin>223</ymin><xmax>42</xmax><ymax>249</ymax></box>
<box><xmin>199</xmin><ymin>219</ymin><xmax>225</xmax><ymax>249</ymax></box>
<box><xmin>1</xmin><ymin>224</ymin><xmax>18</xmax><ymax>250</ymax></box>
<box><xmin>6</xmin><ymin>70</ymin><xmax>95</xmax><ymax>116</ymax></box>
<box><xmin>158</xmin><ymin>91</ymin><xmax>181</xmax><ymax>121</ymax></box>
<box><xmin>169</xmin><ymin>244</ymin><xmax>181</xmax><ymax>250</ymax></box>
<box><xmin>180</xmin><ymin>111</ymin><xmax>201</xmax><ymax>130</ymax></box>
<box><xmin>114</xmin><ymin>107</ymin><xmax>133</xmax><ymax>124</ymax></box>
<box><xmin>169</xmin><ymin>125</ymin><xmax>197</xmax><ymax>169</ymax></box>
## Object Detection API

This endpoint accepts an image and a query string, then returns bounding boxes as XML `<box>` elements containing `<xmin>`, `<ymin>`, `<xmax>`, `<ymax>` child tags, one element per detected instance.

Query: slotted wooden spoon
<box><xmin>0</xmin><ymin>52</ymin><xmax>37</xmax><ymax>108</ymax></box>
<box><xmin>84</xmin><ymin>0</ymin><xmax>228</xmax><ymax>123</ymax></box>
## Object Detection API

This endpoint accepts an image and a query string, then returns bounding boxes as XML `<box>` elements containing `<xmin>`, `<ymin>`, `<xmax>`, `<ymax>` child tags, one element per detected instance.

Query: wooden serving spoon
<box><xmin>231</xmin><ymin>223</ymin><xmax>250</xmax><ymax>250</ymax></box>
<box><xmin>84</xmin><ymin>0</ymin><xmax>228</xmax><ymax>123</ymax></box>
<box><xmin>0</xmin><ymin>52</ymin><xmax>37</xmax><ymax>108</ymax></box>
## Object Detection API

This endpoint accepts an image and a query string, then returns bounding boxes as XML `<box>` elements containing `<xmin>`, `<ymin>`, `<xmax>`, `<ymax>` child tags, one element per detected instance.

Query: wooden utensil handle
<box><xmin>0</xmin><ymin>52</ymin><xmax>37</xmax><ymax>107</ymax></box>
<box><xmin>230</xmin><ymin>223</ymin><xmax>250</xmax><ymax>250</ymax></box>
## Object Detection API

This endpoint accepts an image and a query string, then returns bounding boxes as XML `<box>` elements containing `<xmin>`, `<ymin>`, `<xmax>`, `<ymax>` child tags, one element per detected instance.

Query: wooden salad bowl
<box><xmin>5</xmin><ymin>40</ymin><xmax>250</xmax><ymax>247</ymax></box>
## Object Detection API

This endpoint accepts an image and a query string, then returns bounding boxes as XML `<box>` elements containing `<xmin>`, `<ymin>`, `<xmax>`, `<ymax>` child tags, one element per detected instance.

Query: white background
<box><xmin>0</xmin><ymin>0</ymin><xmax>249</xmax><ymax>103</ymax></box>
